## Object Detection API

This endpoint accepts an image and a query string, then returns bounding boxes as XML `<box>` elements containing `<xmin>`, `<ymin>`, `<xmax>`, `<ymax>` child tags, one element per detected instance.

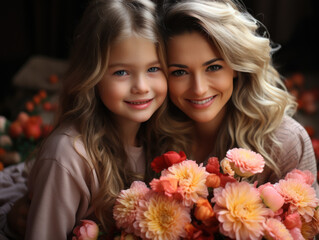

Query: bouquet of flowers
<box><xmin>73</xmin><ymin>148</ymin><xmax>319</xmax><ymax>240</ymax></box>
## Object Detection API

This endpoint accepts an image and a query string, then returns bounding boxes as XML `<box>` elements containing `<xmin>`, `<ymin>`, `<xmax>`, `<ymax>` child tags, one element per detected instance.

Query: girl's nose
<box><xmin>131</xmin><ymin>74</ymin><xmax>150</xmax><ymax>94</ymax></box>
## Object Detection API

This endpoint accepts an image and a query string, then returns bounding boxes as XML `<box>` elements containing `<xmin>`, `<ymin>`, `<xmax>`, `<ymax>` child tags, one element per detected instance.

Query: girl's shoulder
<box><xmin>39</xmin><ymin>123</ymin><xmax>86</xmax><ymax>159</ymax></box>
<box><xmin>34</xmin><ymin>123</ymin><xmax>94</xmax><ymax>176</ymax></box>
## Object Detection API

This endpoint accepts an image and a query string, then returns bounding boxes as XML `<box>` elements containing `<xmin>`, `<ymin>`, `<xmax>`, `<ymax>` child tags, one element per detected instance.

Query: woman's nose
<box><xmin>192</xmin><ymin>72</ymin><xmax>208</xmax><ymax>96</ymax></box>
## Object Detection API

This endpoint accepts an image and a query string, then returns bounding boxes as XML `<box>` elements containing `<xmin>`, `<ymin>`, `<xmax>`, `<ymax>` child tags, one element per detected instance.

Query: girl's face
<box><xmin>167</xmin><ymin>31</ymin><xmax>236</xmax><ymax>124</ymax></box>
<box><xmin>98</xmin><ymin>36</ymin><xmax>167</xmax><ymax>125</ymax></box>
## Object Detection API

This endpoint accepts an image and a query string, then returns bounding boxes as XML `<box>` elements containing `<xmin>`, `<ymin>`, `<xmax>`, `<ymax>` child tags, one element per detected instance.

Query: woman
<box><xmin>159</xmin><ymin>0</ymin><xmax>318</xmax><ymax>193</ymax></box>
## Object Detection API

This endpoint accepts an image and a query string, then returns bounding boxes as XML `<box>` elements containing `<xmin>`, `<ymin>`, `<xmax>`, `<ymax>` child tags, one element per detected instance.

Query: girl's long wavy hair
<box><xmin>51</xmin><ymin>0</ymin><xmax>187</xmax><ymax>232</ymax></box>
<box><xmin>159</xmin><ymin>0</ymin><xmax>297</xmax><ymax>178</ymax></box>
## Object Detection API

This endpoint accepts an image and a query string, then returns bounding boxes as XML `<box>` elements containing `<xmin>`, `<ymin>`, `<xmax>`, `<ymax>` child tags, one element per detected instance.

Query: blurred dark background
<box><xmin>0</xmin><ymin>0</ymin><xmax>319</xmax><ymax>119</ymax></box>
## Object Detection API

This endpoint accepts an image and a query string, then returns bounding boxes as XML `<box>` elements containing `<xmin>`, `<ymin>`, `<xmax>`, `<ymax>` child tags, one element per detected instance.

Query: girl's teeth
<box><xmin>190</xmin><ymin>96</ymin><xmax>214</xmax><ymax>104</ymax></box>
<box><xmin>129</xmin><ymin>100</ymin><xmax>150</xmax><ymax>105</ymax></box>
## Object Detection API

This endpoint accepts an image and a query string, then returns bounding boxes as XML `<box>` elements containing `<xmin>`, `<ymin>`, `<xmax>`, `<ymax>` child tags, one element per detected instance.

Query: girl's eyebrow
<box><xmin>168</xmin><ymin>58</ymin><xmax>223</xmax><ymax>68</ymax></box>
<box><xmin>108</xmin><ymin>60</ymin><xmax>160</xmax><ymax>68</ymax></box>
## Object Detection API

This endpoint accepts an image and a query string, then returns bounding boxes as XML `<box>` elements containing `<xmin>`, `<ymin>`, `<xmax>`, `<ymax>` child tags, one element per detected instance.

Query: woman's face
<box><xmin>167</xmin><ymin>31</ymin><xmax>236</xmax><ymax>124</ymax></box>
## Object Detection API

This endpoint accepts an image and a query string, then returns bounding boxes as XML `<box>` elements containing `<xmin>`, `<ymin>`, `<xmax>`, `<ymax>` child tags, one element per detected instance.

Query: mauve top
<box><xmin>245</xmin><ymin>116</ymin><xmax>318</xmax><ymax>194</ymax></box>
<box><xmin>25</xmin><ymin>124</ymin><xmax>145</xmax><ymax>240</ymax></box>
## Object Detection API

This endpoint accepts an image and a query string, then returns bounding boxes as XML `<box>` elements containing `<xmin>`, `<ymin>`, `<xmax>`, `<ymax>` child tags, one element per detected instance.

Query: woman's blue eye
<box><xmin>148</xmin><ymin>67</ymin><xmax>159</xmax><ymax>72</ymax></box>
<box><xmin>207</xmin><ymin>65</ymin><xmax>222</xmax><ymax>72</ymax></box>
<box><xmin>113</xmin><ymin>70</ymin><xmax>127</xmax><ymax>76</ymax></box>
<box><xmin>171</xmin><ymin>70</ymin><xmax>187</xmax><ymax>76</ymax></box>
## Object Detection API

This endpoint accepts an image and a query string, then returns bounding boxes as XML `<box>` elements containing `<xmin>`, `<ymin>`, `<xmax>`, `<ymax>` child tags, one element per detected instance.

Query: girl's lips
<box><xmin>124</xmin><ymin>99</ymin><xmax>153</xmax><ymax>109</ymax></box>
<box><xmin>186</xmin><ymin>95</ymin><xmax>216</xmax><ymax>108</ymax></box>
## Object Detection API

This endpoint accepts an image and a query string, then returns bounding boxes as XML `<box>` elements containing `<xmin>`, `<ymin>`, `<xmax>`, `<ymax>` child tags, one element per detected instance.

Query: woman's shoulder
<box><xmin>273</xmin><ymin>115</ymin><xmax>315</xmax><ymax>169</ymax></box>
<box><xmin>274</xmin><ymin>115</ymin><xmax>309</xmax><ymax>143</ymax></box>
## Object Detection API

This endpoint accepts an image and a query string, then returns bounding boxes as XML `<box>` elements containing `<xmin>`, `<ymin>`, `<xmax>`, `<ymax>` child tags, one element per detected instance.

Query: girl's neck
<box><xmin>116</xmin><ymin>119</ymin><xmax>141</xmax><ymax>147</ymax></box>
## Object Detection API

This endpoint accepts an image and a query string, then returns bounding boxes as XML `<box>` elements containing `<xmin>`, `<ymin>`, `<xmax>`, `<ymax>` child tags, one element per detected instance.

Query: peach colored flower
<box><xmin>72</xmin><ymin>220</ymin><xmax>99</xmax><ymax>240</ymax></box>
<box><xmin>301</xmin><ymin>206</ymin><xmax>319</xmax><ymax>239</ymax></box>
<box><xmin>212</xmin><ymin>181</ymin><xmax>271</xmax><ymax>240</ymax></box>
<box><xmin>259</xmin><ymin>184</ymin><xmax>284</xmax><ymax>212</ymax></box>
<box><xmin>194</xmin><ymin>198</ymin><xmax>215</xmax><ymax>223</ymax></box>
<box><xmin>134</xmin><ymin>192</ymin><xmax>191</xmax><ymax>240</ymax></box>
<box><xmin>285</xmin><ymin>169</ymin><xmax>315</xmax><ymax>186</ymax></box>
<box><xmin>220</xmin><ymin>158</ymin><xmax>234</xmax><ymax>176</ymax></box>
<box><xmin>149</xmin><ymin>176</ymin><xmax>178</xmax><ymax>197</ymax></box>
<box><xmin>205</xmin><ymin>173</ymin><xmax>221</xmax><ymax>188</ymax></box>
<box><xmin>276</xmin><ymin>178</ymin><xmax>319</xmax><ymax>222</ymax></box>
<box><xmin>162</xmin><ymin>160</ymin><xmax>209</xmax><ymax>207</ymax></box>
<box><xmin>226</xmin><ymin>148</ymin><xmax>265</xmax><ymax>177</ymax></box>
<box><xmin>264</xmin><ymin>218</ymin><xmax>293</xmax><ymax>240</ymax></box>
<box><xmin>288</xmin><ymin>227</ymin><xmax>305</xmax><ymax>240</ymax></box>
<box><xmin>113</xmin><ymin>181</ymin><xmax>150</xmax><ymax>233</ymax></box>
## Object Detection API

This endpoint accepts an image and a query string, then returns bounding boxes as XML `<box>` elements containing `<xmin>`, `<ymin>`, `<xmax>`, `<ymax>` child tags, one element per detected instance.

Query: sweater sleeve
<box><xmin>275</xmin><ymin>116</ymin><xmax>319</xmax><ymax>196</ymax></box>
<box><xmin>26</xmin><ymin>159</ymin><xmax>81</xmax><ymax>240</ymax></box>
<box><xmin>25</xmin><ymin>126</ymin><xmax>99</xmax><ymax>240</ymax></box>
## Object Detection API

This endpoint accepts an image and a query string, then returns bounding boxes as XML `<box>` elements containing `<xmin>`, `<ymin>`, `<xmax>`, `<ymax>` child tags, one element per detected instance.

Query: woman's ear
<box><xmin>233</xmin><ymin>71</ymin><xmax>238</xmax><ymax>78</ymax></box>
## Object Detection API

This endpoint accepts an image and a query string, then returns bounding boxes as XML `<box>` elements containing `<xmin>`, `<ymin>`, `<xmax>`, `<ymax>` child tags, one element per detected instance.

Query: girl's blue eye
<box><xmin>207</xmin><ymin>65</ymin><xmax>222</xmax><ymax>72</ymax></box>
<box><xmin>171</xmin><ymin>70</ymin><xmax>187</xmax><ymax>76</ymax></box>
<box><xmin>113</xmin><ymin>70</ymin><xmax>127</xmax><ymax>76</ymax></box>
<box><xmin>148</xmin><ymin>67</ymin><xmax>159</xmax><ymax>72</ymax></box>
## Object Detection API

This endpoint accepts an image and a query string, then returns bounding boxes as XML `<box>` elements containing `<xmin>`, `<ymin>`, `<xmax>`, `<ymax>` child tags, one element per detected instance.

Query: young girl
<box><xmin>159</xmin><ymin>0</ymin><xmax>319</xmax><ymax>193</ymax></box>
<box><xmin>24</xmin><ymin>0</ymin><xmax>180</xmax><ymax>238</ymax></box>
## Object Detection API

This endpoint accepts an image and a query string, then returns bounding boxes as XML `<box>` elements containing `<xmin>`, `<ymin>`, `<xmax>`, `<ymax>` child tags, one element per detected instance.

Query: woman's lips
<box><xmin>186</xmin><ymin>95</ymin><xmax>216</xmax><ymax>108</ymax></box>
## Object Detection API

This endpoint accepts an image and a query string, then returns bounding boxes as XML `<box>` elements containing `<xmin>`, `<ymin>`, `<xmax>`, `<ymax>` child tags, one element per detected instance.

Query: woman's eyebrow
<box><xmin>168</xmin><ymin>58</ymin><xmax>223</xmax><ymax>68</ymax></box>
<box><xmin>168</xmin><ymin>63</ymin><xmax>188</xmax><ymax>68</ymax></box>
<box><xmin>202</xmin><ymin>58</ymin><xmax>223</xmax><ymax>66</ymax></box>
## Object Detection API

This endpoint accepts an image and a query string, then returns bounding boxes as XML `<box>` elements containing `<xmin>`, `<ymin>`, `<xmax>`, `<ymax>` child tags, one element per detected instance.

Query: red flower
<box><xmin>151</xmin><ymin>151</ymin><xmax>186</xmax><ymax>173</ymax></box>
<box><xmin>205</xmin><ymin>157</ymin><xmax>220</xmax><ymax>174</ymax></box>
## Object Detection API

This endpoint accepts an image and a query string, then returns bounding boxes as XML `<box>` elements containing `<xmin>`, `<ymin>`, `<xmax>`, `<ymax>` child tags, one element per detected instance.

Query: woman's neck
<box><xmin>192</xmin><ymin>107</ymin><xmax>226</xmax><ymax>163</ymax></box>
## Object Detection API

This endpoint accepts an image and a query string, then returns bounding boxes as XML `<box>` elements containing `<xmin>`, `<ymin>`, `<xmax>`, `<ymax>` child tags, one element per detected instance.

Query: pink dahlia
<box><xmin>226</xmin><ymin>148</ymin><xmax>265</xmax><ymax>177</ymax></box>
<box><xmin>134</xmin><ymin>192</ymin><xmax>191</xmax><ymax>240</ymax></box>
<box><xmin>162</xmin><ymin>160</ymin><xmax>209</xmax><ymax>207</ymax></box>
<box><xmin>212</xmin><ymin>181</ymin><xmax>271</xmax><ymax>240</ymax></box>
<box><xmin>264</xmin><ymin>218</ymin><xmax>293</xmax><ymax>240</ymax></box>
<box><xmin>113</xmin><ymin>181</ymin><xmax>150</xmax><ymax>233</ymax></box>
<box><xmin>276</xmin><ymin>178</ymin><xmax>319</xmax><ymax>222</ymax></box>
<box><xmin>285</xmin><ymin>169</ymin><xmax>315</xmax><ymax>186</ymax></box>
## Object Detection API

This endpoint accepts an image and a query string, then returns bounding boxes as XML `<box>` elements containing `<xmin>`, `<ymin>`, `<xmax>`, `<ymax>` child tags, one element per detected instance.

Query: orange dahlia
<box><xmin>276</xmin><ymin>178</ymin><xmax>319</xmax><ymax>222</ymax></box>
<box><xmin>134</xmin><ymin>192</ymin><xmax>191</xmax><ymax>240</ymax></box>
<box><xmin>212</xmin><ymin>181</ymin><xmax>271</xmax><ymax>240</ymax></box>
<box><xmin>163</xmin><ymin>160</ymin><xmax>209</xmax><ymax>207</ymax></box>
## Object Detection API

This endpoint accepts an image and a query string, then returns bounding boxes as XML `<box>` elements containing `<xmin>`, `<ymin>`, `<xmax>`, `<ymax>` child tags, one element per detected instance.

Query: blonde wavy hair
<box><xmin>51</xmin><ymin>0</ymin><xmax>186</xmax><ymax>232</ymax></box>
<box><xmin>160</xmin><ymin>0</ymin><xmax>297</xmax><ymax>178</ymax></box>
